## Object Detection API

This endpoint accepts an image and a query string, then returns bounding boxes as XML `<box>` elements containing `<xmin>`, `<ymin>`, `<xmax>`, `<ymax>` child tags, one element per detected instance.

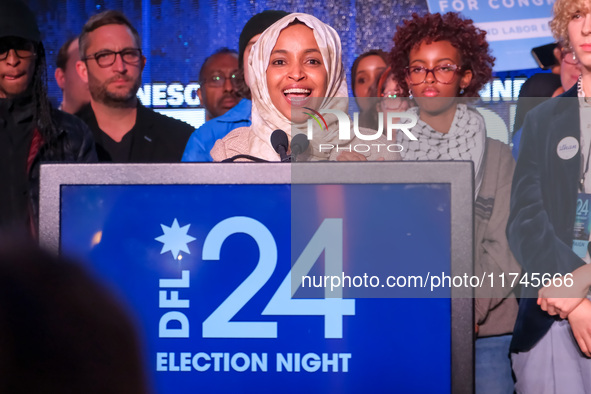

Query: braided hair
<box><xmin>30</xmin><ymin>42</ymin><xmax>60</xmax><ymax>153</ymax></box>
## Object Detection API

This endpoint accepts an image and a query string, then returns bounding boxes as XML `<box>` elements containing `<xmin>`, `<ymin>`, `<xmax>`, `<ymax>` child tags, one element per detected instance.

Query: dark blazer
<box><xmin>507</xmin><ymin>85</ymin><xmax>583</xmax><ymax>352</ymax></box>
<box><xmin>77</xmin><ymin>103</ymin><xmax>194</xmax><ymax>162</ymax></box>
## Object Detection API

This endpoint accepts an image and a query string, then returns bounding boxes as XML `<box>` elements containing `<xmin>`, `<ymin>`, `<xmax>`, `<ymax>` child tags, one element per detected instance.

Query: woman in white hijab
<box><xmin>210</xmin><ymin>13</ymin><xmax>400</xmax><ymax>162</ymax></box>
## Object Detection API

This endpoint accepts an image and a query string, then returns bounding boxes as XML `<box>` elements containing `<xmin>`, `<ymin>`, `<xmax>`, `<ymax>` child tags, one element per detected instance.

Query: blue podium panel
<box><xmin>59</xmin><ymin>183</ymin><xmax>452</xmax><ymax>393</ymax></box>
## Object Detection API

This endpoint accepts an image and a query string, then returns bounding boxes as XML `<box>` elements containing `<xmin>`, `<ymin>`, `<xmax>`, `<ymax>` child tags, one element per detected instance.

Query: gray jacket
<box><xmin>475</xmin><ymin>137</ymin><xmax>520</xmax><ymax>337</ymax></box>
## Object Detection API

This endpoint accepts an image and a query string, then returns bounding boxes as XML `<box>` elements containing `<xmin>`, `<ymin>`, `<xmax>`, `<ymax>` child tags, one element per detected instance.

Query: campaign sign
<box><xmin>58</xmin><ymin>181</ymin><xmax>452</xmax><ymax>393</ymax></box>
<box><xmin>426</xmin><ymin>0</ymin><xmax>554</xmax><ymax>71</ymax></box>
<box><xmin>40</xmin><ymin>163</ymin><xmax>473</xmax><ymax>393</ymax></box>
<box><xmin>573</xmin><ymin>194</ymin><xmax>591</xmax><ymax>259</ymax></box>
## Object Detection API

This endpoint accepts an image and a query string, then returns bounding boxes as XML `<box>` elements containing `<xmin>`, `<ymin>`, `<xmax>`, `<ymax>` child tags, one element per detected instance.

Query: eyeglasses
<box><xmin>84</xmin><ymin>48</ymin><xmax>143</xmax><ymax>68</ymax></box>
<box><xmin>405</xmin><ymin>64</ymin><xmax>462</xmax><ymax>85</ymax></box>
<box><xmin>0</xmin><ymin>39</ymin><xmax>36</xmax><ymax>61</ymax></box>
<box><xmin>561</xmin><ymin>50</ymin><xmax>579</xmax><ymax>66</ymax></box>
<box><xmin>201</xmin><ymin>73</ymin><xmax>238</xmax><ymax>88</ymax></box>
<box><xmin>381</xmin><ymin>90</ymin><xmax>403</xmax><ymax>99</ymax></box>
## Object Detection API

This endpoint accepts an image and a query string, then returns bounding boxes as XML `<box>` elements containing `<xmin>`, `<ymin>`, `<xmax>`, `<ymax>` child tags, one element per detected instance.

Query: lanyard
<box><xmin>579</xmin><ymin>76</ymin><xmax>591</xmax><ymax>192</ymax></box>
<box><xmin>580</xmin><ymin>141</ymin><xmax>591</xmax><ymax>192</ymax></box>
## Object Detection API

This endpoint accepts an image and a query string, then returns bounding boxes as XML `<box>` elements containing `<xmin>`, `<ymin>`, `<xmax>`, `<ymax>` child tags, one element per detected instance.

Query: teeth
<box><xmin>284</xmin><ymin>88</ymin><xmax>310</xmax><ymax>94</ymax></box>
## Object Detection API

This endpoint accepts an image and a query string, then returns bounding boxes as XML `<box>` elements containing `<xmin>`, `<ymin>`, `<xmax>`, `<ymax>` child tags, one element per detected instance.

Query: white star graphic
<box><xmin>155</xmin><ymin>219</ymin><xmax>196</xmax><ymax>259</ymax></box>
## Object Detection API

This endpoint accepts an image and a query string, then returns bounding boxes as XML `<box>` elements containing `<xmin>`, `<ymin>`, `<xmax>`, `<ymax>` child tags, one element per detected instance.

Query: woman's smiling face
<box><xmin>266</xmin><ymin>23</ymin><xmax>328</xmax><ymax>121</ymax></box>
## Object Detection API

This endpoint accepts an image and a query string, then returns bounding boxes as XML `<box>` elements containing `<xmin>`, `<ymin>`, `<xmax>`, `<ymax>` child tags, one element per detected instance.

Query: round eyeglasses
<box><xmin>201</xmin><ymin>73</ymin><xmax>238</xmax><ymax>88</ymax></box>
<box><xmin>381</xmin><ymin>90</ymin><xmax>404</xmax><ymax>99</ymax></box>
<box><xmin>405</xmin><ymin>64</ymin><xmax>462</xmax><ymax>85</ymax></box>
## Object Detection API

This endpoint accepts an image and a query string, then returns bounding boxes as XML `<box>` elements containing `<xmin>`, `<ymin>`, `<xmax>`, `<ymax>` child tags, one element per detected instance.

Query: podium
<box><xmin>40</xmin><ymin>162</ymin><xmax>474</xmax><ymax>394</ymax></box>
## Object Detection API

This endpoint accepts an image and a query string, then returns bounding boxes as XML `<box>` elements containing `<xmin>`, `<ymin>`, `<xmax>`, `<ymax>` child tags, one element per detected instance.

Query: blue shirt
<box><xmin>182</xmin><ymin>98</ymin><xmax>252</xmax><ymax>162</ymax></box>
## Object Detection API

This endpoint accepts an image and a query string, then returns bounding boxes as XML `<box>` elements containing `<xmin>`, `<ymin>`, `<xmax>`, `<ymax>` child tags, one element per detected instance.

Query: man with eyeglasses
<box><xmin>76</xmin><ymin>10</ymin><xmax>193</xmax><ymax>162</ymax></box>
<box><xmin>182</xmin><ymin>10</ymin><xmax>289</xmax><ymax>162</ymax></box>
<box><xmin>198</xmin><ymin>48</ymin><xmax>240</xmax><ymax>122</ymax></box>
<box><xmin>0</xmin><ymin>0</ymin><xmax>96</xmax><ymax>235</ymax></box>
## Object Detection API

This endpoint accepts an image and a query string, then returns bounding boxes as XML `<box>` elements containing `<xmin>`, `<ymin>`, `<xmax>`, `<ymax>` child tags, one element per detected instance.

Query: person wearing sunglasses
<box><xmin>75</xmin><ymin>10</ymin><xmax>193</xmax><ymax>163</ymax></box>
<box><xmin>197</xmin><ymin>48</ymin><xmax>240</xmax><ymax>122</ymax></box>
<box><xmin>0</xmin><ymin>0</ymin><xmax>97</xmax><ymax>235</ymax></box>
<box><xmin>391</xmin><ymin>12</ymin><xmax>520</xmax><ymax>393</ymax></box>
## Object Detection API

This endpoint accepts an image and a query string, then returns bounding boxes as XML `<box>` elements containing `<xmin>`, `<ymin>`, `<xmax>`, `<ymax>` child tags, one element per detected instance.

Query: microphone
<box><xmin>290</xmin><ymin>133</ymin><xmax>310</xmax><ymax>161</ymax></box>
<box><xmin>271</xmin><ymin>129</ymin><xmax>290</xmax><ymax>162</ymax></box>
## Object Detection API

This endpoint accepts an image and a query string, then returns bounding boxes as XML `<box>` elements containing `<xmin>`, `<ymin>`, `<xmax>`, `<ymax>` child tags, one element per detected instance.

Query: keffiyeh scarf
<box><xmin>398</xmin><ymin>103</ymin><xmax>486</xmax><ymax>199</ymax></box>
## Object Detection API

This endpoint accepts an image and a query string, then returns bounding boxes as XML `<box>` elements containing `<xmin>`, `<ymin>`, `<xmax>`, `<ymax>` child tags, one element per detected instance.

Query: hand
<box><xmin>538</xmin><ymin>296</ymin><xmax>584</xmax><ymax>319</ymax></box>
<box><xmin>538</xmin><ymin>265</ymin><xmax>591</xmax><ymax>318</ymax></box>
<box><xmin>568</xmin><ymin>299</ymin><xmax>591</xmax><ymax>358</ymax></box>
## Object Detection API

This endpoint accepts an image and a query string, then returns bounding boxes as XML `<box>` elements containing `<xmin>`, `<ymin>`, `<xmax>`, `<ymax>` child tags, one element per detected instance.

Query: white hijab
<box><xmin>246</xmin><ymin>13</ymin><xmax>349</xmax><ymax>160</ymax></box>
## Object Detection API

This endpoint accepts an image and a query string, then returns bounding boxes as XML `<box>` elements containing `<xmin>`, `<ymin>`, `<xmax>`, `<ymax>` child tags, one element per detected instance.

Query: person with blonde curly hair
<box><xmin>507</xmin><ymin>0</ymin><xmax>591</xmax><ymax>392</ymax></box>
<box><xmin>550</xmin><ymin>0</ymin><xmax>590</xmax><ymax>48</ymax></box>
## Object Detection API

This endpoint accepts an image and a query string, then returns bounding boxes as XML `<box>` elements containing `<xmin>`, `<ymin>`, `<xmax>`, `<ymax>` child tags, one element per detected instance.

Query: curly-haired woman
<box><xmin>391</xmin><ymin>12</ymin><xmax>520</xmax><ymax>393</ymax></box>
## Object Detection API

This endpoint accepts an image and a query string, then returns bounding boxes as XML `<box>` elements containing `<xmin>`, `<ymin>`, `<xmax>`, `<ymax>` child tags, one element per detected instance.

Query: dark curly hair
<box><xmin>390</xmin><ymin>12</ymin><xmax>494</xmax><ymax>98</ymax></box>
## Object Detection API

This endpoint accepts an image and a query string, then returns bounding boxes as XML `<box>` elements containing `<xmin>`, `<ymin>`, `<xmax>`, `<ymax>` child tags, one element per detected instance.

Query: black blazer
<box><xmin>507</xmin><ymin>85</ymin><xmax>583</xmax><ymax>352</ymax></box>
<box><xmin>77</xmin><ymin>103</ymin><xmax>193</xmax><ymax>162</ymax></box>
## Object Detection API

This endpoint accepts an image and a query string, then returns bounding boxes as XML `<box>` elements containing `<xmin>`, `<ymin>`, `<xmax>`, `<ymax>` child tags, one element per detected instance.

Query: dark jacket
<box><xmin>507</xmin><ymin>85</ymin><xmax>581</xmax><ymax>352</ymax></box>
<box><xmin>29</xmin><ymin>108</ymin><xmax>97</xmax><ymax>232</ymax></box>
<box><xmin>77</xmin><ymin>103</ymin><xmax>193</xmax><ymax>162</ymax></box>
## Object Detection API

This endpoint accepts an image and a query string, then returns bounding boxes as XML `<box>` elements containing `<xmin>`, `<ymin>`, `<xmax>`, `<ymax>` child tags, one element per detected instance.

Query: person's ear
<box><xmin>55</xmin><ymin>67</ymin><xmax>65</xmax><ymax>90</ymax></box>
<box><xmin>553</xmin><ymin>46</ymin><xmax>562</xmax><ymax>63</ymax></box>
<box><xmin>405</xmin><ymin>77</ymin><xmax>414</xmax><ymax>97</ymax></box>
<box><xmin>76</xmin><ymin>60</ymin><xmax>88</xmax><ymax>84</ymax></box>
<box><xmin>197</xmin><ymin>87</ymin><xmax>203</xmax><ymax>104</ymax></box>
<box><xmin>460</xmin><ymin>69</ymin><xmax>473</xmax><ymax>93</ymax></box>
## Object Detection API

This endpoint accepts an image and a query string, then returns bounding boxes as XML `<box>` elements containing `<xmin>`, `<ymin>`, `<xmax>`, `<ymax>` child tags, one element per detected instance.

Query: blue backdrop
<box><xmin>25</xmin><ymin>0</ymin><xmax>428</xmax><ymax>109</ymax></box>
<box><xmin>23</xmin><ymin>0</ymin><xmax>550</xmax><ymax>114</ymax></box>
<box><xmin>59</xmin><ymin>183</ymin><xmax>453</xmax><ymax>393</ymax></box>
